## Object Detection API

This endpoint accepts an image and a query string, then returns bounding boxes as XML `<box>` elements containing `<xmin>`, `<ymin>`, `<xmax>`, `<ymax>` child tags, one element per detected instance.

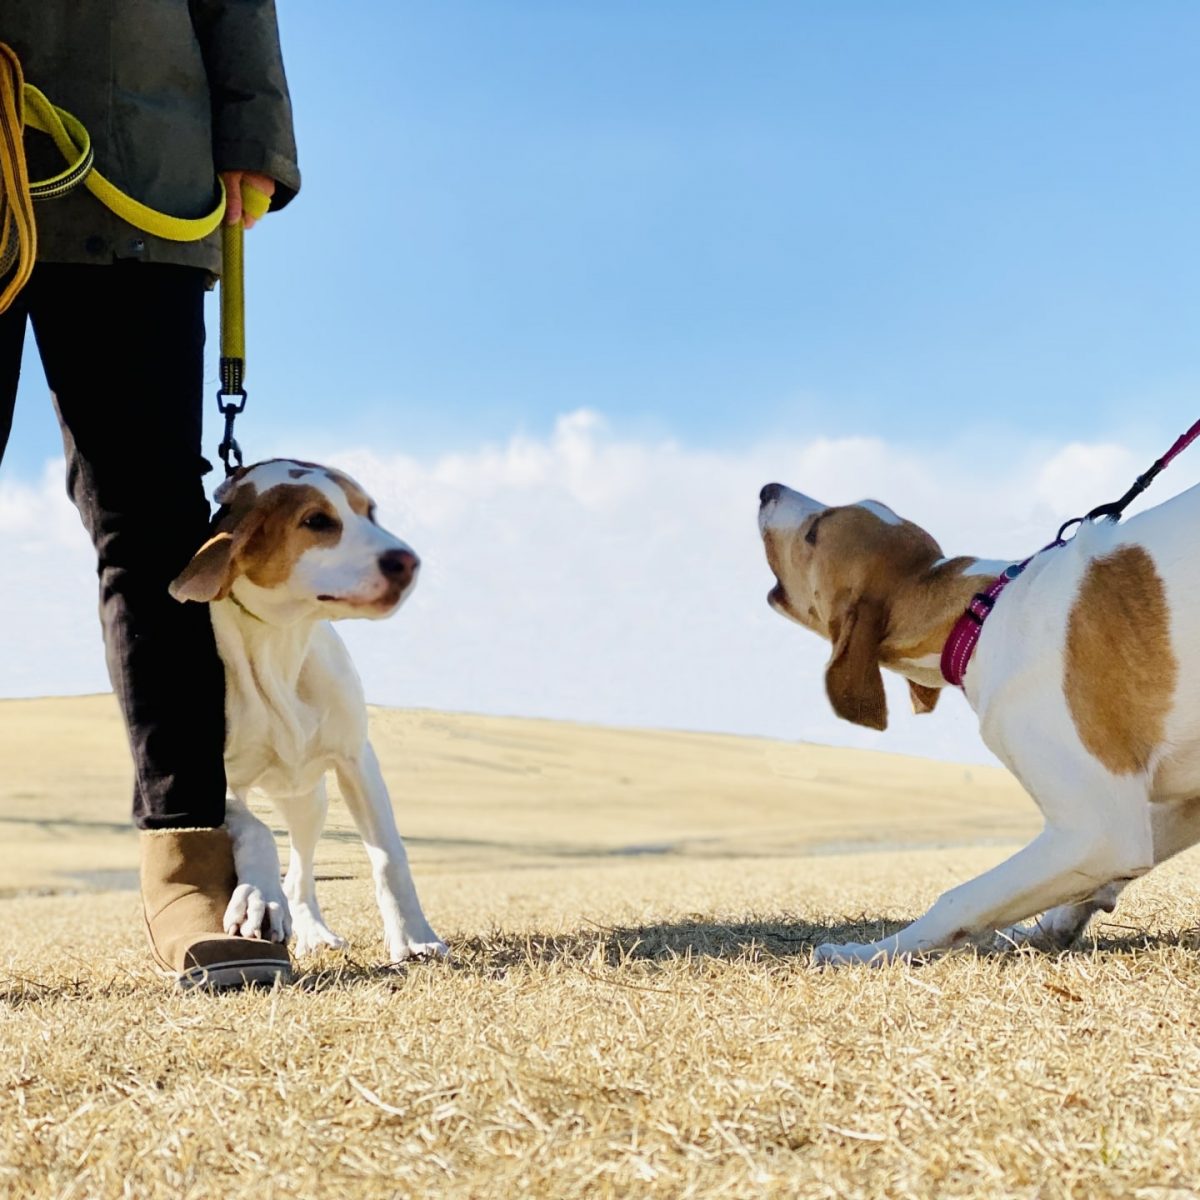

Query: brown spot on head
<box><xmin>170</xmin><ymin>481</ymin><xmax>345</xmax><ymax>602</ymax></box>
<box><xmin>324</xmin><ymin>468</ymin><xmax>375</xmax><ymax>521</ymax></box>
<box><xmin>1065</xmin><ymin>545</ymin><xmax>1176</xmax><ymax>775</ymax></box>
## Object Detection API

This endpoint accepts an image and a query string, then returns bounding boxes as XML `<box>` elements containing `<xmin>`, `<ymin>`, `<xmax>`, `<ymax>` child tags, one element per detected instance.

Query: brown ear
<box><xmin>825</xmin><ymin>598</ymin><xmax>888</xmax><ymax>730</ymax></box>
<box><xmin>169</xmin><ymin>532</ymin><xmax>237</xmax><ymax>603</ymax></box>
<box><xmin>908</xmin><ymin>681</ymin><xmax>941</xmax><ymax>715</ymax></box>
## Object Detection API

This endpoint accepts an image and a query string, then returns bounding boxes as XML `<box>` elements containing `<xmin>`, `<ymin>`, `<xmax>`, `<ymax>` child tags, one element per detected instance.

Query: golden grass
<box><xmin>3</xmin><ymin>697</ymin><xmax>1200</xmax><ymax>1198</ymax></box>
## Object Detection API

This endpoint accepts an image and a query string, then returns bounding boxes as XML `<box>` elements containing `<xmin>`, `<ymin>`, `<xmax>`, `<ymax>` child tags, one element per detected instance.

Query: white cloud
<box><xmin>2</xmin><ymin>413</ymin><xmax>1195</xmax><ymax>767</ymax></box>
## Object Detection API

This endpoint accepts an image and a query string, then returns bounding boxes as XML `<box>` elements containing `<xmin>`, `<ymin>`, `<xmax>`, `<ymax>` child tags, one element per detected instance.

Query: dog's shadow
<box><xmin>292</xmin><ymin>914</ymin><xmax>1187</xmax><ymax>991</ymax></box>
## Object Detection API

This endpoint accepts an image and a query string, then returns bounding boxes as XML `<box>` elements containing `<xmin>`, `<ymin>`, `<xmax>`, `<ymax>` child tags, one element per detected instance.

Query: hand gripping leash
<box><xmin>215</xmin><ymin>181</ymin><xmax>271</xmax><ymax>476</ymax></box>
<box><xmin>0</xmin><ymin>41</ymin><xmax>269</xmax><ymax>475</ymax></box>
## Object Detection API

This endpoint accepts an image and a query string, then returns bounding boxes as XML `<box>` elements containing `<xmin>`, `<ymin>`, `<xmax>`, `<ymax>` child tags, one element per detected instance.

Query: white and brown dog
<box><xmin>171</xmin><ymin>459</ymin><xmax>445</xmax><ymax>963</ymax></box>
<box><xmin>758</xmin><ymin>480</ymin><xmax>1200</xmax><ymax>965</ymax></box>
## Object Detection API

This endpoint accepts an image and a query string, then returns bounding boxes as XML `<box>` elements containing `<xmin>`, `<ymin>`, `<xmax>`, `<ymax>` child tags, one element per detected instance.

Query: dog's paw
<box><xmin>813</xmin><ymin>940</ymin><xmax>893</xmax><ymax>967</ymax></box>
<box><xmin>225</xmin><ymin>882</ymin><xmax>291</xmax><ymax>943</ymax></box>
<box><xmin>291</xmin><ymin>910</ymin><xmax>348</xmax><ymax>957</ymax></box>
<box><xmin>386</xmin><ymin>924</ymin><xmax>448</xmax><ymax>963</ymax></box>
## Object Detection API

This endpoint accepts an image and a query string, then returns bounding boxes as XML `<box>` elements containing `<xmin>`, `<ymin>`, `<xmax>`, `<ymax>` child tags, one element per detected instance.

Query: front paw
<box><xmin>386</xmin><ymin>924</ymin><xmax>448</xmax><ymax>963</ymax></box>
<box><xmin>225</xmin><ymin>881</ymin><xmax>291</xmax><ymax>943</ymax></box>
<box><xmin>291</xmin><ymin>909</ymin><xmax>349</xmax><ymax>957</ymax></box>
<box><xmin>813</xmin><ymin>940</ymin><xmax>895</xmax><ymax>967</ymax></box>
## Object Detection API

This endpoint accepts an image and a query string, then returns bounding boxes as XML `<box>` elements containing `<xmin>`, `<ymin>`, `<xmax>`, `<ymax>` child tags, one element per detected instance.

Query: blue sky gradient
<box><xmin>7</xmin><ymin>1</ymin><xmax>1199</xmax><ymax>471</ymax></box>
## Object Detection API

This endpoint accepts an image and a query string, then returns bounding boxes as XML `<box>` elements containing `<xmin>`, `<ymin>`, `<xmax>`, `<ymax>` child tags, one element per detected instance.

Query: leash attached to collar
<box><xmin>942</xmin><ymin>415</ymin><xmax>1200</xmax><ymax>688</ymax></box>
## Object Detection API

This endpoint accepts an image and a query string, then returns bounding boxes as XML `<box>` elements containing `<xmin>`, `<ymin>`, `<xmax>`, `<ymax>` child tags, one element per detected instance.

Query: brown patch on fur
<box><xmin>170</xmin><ymin>482</ymin><xmax>343</xmax><ymax>602</ymax></box>
<box><xmin>908</xmin><ymin>681</ymin><xmax>941</xmax><ymax>714</ymax></box>
<box><xmin>1064</xmin><ymin>545</ymin><xmax>1176</xmax><ymax>775</ymax></box>
<box><xmin>825</xmin><ymin>595</ymin><xmax>889</xmax><ymax>730</ymax></box>
<box><xmin>240</xmin><ymin>485</ymin><xmax>343</xmax><ymax>588</ymax></box>
<box><xmin>325</xmin><ymin>469</ymin><xmax>374</xmax><ymax>519</ymax></box>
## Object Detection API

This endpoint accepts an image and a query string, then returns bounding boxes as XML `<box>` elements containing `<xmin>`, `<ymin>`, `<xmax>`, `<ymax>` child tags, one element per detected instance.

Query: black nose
<box><xmin>760</xmin><ymin>482</ymin><xmax>784</xmax><ymax>506</ymax></box>
<box><xmin>379</xmin><ymin>549</ymin><xmax>420</xmax><ymax>586</ymax></box>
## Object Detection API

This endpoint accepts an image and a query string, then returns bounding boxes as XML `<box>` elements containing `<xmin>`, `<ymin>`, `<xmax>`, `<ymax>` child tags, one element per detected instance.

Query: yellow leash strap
<box><xmin>216</xmin><ymin>180</ymin><xmax>270</xmax><ymax>474</ymax></box>
<box><xmin>0</xmin><ymin>45</ymin><xmax>37</xmax><ymax>313</ymax></box>
<box><xmin>0</xmin><ymin>41</ymin><xmax>270</xmax><ymax>472</ymax></box>
<box><xmin>22</xmin><ymin>83</ymin><xmax>227</xmax><ymax>242</ymax></box>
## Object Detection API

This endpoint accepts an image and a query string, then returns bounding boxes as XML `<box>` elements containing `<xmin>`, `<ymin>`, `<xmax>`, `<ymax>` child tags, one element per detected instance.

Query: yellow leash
<box><xmin>0</xmin><ymin>42</ymin><xmax>270</xmax><ymax>474</ymax></box>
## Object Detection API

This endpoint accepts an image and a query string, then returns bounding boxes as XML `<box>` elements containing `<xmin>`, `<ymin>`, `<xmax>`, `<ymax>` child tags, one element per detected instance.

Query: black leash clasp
<box><xmin>217</xmin><ymin>354</ymin><xmax>246</xmax><ymax>476</ymax></box>
<box><xmin>1055</xmin><ymin>458</ymin><xmax>1166</xmax><ymax>543</ymax></box>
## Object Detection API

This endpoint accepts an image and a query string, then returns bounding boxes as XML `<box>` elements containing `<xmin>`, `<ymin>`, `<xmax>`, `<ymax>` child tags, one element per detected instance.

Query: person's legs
<box><xmin>23</xmin><ymin>262</ymin><xmax>288</xmax><ymax>988</ymax></box>
<box><xmin>26</xmin><ymin>262</ymin><xmax>226</xmax><ymax>829</ymax></box>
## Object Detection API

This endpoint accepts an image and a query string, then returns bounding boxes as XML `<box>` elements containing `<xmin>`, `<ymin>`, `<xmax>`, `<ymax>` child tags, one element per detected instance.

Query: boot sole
<box><xmin>172</xmin><ymin>958</ymin><xmax>293</xmax><ymax>992</ymax></box>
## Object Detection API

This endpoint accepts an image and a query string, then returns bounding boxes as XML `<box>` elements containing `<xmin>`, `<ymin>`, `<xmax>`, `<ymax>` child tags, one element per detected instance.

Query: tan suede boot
<box><xmin>140</xmin><ymin>826</ymin><xmax>292</xmax><ymax>991</ymax></box>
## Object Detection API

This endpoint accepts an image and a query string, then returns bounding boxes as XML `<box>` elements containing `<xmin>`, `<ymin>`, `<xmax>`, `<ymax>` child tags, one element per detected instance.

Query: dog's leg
<box><xmin>335</xmin><ymin>742</ymin><xmax>446</xmax><ymax>962</ymax></box>
<box><xmin>223</xmin><ymin>792</ymin><xmax>291</xmax><ymax>942</ymax></box>
<box><xmin>815</xmin><ymin>736</ymin><xmax>1155</xmax><ymax>965</ymax></box>
<box><xmin>816</xmin><ymin>822</ymin><xmax>1150</xmax><ymax>965</ymax></box>
<box><xmin>994</xmin><ymin>880</ymin><xmax>1126</xmax><ymax>952</ymax></box>
<box><xmin>279</xmin><ymin>782</ymin><xmax>347</xmax><ymax>955</ymax></box>
<box><xmin>996</xmin><ymin>796</ymin><xmax>1200</xmax><ymax>952</ymax></box>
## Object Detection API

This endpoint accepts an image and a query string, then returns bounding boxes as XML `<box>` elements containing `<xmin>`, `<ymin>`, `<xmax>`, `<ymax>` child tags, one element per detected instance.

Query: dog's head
<box><xmin>758</xmin><ymin>482</ymin><xmax>945</xmax><ymax>730</ymax></box>
<box><xmin>170</xmin><ymin>459</ymin><xmax>419</xmax><ymax>623</ymax></box>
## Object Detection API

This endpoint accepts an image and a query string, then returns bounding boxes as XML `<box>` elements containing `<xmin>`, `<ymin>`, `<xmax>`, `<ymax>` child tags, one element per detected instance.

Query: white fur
<box><xmin>856</xmin><ymin>500</ymin><xmax>902</xmax><ymax>525</ymax></box>
<box><xmin>761</xmin><ymin>480</ymin><xmax>1200</xmax><ymax>965</ymax></box>
<box><xmin>207</xmin><ymin>461</ymin><xmax>445</xmax><ymax>962</ymax></box>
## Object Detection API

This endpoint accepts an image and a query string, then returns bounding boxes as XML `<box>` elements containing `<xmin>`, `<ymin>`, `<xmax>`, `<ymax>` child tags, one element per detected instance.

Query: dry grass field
<box><xmin>4</xmin><ymin>696</ymin><xmax>1200</xmax><ymax>1198</ymax></box>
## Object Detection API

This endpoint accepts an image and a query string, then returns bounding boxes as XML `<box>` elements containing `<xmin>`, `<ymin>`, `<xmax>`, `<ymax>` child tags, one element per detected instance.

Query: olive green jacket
<box><xmin>6</xmin><ymin>0</ymin><xmax>300</xmax><ymax>275</ymax></box>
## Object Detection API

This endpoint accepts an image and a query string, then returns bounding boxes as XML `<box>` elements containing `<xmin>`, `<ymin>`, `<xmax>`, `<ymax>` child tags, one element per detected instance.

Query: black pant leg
<box><xmin>0</xmin><ymin>287</ymin><xmax>30</xmax><ymax>462</ymax></box>
<box><xmin>26</xmin><ymin>262</ymin><xmax>227</xmax><ymax>830</ymax></box>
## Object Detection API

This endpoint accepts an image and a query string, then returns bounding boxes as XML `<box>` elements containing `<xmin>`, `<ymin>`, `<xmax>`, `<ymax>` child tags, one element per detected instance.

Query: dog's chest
<box><xmin>224</xmin><ymin>690</ymin><xmax>337</xmax><ymax>795</ymax></box>
<box><xmin>216</xmin><ymin>622</ymin><xmax>366</xmax><ymax>797</ymax></box>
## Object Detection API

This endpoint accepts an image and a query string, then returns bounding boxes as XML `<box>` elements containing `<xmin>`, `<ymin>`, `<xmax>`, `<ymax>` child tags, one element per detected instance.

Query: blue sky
<box><xmin>9</xmin><ymin>1</ymin><xmax>1200</xmax><ymax>468</ymax></box>
<box><xmin>4</xmin><ymin>3</ymin><xmax>1199</xmax><ymax>761</ymax></box>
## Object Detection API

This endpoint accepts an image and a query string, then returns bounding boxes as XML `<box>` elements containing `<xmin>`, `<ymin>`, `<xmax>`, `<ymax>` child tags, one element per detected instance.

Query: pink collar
<box><xmin>940</xmin><ymin>544</ymin><xmax>1062</xmax><ymax>688</ymax></box>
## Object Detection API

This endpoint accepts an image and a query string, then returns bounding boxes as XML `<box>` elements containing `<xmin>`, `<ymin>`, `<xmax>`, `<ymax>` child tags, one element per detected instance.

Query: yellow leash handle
<box><xmin>217</xmin><ymin>182</ymin><xmax>269</xmax><ymax>368</ymax></box>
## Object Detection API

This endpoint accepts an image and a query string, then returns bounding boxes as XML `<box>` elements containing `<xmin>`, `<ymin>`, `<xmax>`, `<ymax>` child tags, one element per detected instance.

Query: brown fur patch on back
<box><xmin>1064</xmin><ymin>545</ymin><xmax>1176</xmax><ymax>775</ymax></box>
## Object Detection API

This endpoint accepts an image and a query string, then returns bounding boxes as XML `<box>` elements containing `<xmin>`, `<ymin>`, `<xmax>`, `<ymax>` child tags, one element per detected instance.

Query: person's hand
<box><xmin>220</xmin><ymin>170</ymin><xmax>277</xmax><ymax>230</ymax></box>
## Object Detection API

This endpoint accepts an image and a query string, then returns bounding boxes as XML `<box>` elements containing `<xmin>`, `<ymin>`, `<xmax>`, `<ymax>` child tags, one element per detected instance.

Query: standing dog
<box><xmin>758</xmin><ymin>480</ymin><xmax>1200</xmax><ymax>964</ymax></box>
<box><xmin>171</xmin><ymin>459</ymin><xmax>445</xmax><ymax>962</ymax></box>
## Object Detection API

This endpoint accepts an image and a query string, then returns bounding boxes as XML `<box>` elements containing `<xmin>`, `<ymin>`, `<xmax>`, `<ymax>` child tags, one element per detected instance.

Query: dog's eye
<box><xmin>301</xmin><ymin>511</ymin><xmax>339</xmax><ymax>533</ymax></box>
<box><xmin>805</xmin><ymin>519</ymin><xmax>820</xmax><ymax>546</ymax></box>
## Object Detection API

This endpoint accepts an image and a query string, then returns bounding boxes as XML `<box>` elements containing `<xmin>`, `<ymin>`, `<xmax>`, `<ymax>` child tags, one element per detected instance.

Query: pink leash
<box><xmin>941</xmin><ymin>416</ymin><xmax>1200</xmax><ymax>688</ymax></box>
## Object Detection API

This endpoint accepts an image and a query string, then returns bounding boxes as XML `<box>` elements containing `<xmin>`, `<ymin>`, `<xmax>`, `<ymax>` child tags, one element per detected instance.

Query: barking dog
<box><xmin>758</xmin><ymin>480</ymin><xmax>1200</xmax><ymax>965</ymax></box>
<box><xmin>171</xmin><ymin>459</ymin><xmax>445</xmax><ymax>962</ymax></box>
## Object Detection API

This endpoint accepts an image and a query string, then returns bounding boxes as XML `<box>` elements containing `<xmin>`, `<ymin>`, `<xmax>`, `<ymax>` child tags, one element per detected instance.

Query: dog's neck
<box><xmin>212</xmin><ymin>592</ymin><xmax>321</xmax><ymax>698</ymax></box>
<box><xmin>880</xmin><ymin>556</ymin><xmax>1007</xmax><ymax>688</ymax></box>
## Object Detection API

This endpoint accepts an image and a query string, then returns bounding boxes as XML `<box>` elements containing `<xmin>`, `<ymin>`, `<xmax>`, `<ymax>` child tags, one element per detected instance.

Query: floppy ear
<box><xmin>908</xmin><ymin>681</ymin><xmax>941</xmax><ymax>715</ymax></box>
<box><xmin>170</xmin><ymin>532</ymin><xmax>238</xmax><ymax>603</ymax></box>
<box><xmin>825</xmin><ymin>597</ymin><xmax>888</xmax><ymax>730</ymax></box>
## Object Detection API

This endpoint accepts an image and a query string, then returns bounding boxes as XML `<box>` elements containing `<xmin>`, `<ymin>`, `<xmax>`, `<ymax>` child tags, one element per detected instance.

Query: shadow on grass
<box><xmin>2</xmin><ymin>919</ymin><xmax>1193</xmax><ymax>1005</ymax></box>
<box><xmin>288</xmin><ymin>916</ymin><xmax>1200</xmax><ymax>993</ymax></box>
